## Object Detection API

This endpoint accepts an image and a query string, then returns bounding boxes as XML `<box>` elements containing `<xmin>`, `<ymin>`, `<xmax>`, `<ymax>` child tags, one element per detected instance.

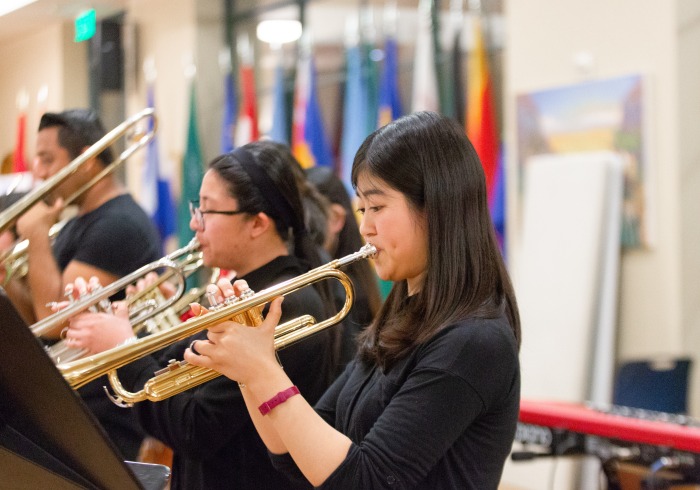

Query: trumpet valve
<box><xmin>154</xmin><ymin>358</ymin><xmax>186</xmax><ymax>377</ymax></box>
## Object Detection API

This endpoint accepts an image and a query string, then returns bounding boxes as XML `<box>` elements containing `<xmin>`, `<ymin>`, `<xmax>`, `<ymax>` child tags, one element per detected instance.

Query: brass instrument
<box><xmin>31</xmin><ymin>238</ymin><xmax>200</xmax><ymax>339</ymax></box>
<box><xmin>57</xmin><ymin>243</ymin><xmax>377</xmax><ymax>404</ymax></box>
<box><xmin>0</xmin><ymin>108</ymin><xmax>157</xmax><ymax>284</ymax></box>
<box><xmin>44</xmin><ymin>240</ymin><xmax>214</xmax><ymax>365</ymax></box>
<box><xmin>1</xmin><ymin>220</ymin><xmax>65</xmax><ymax>284</ymax></box>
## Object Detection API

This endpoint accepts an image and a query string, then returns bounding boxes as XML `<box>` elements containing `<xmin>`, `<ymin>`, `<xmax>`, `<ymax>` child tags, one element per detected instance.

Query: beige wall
<box><xmin>123</xmin><ymin>0</ymin><xmax>199</xmax><ymax>200</ymax></box>
<box><xmin>505</xmin><ymin>0</ymin><xmax>698</xmax><ymax>381</ymax></box>
<box><xmin>0</xmin><ymin>22</ymin><xmax>88</xmax><ymax>167</ymax></box>
<box><xmin>678</xmin><ymin>0</ymin><xmax>700</xmax><ymax>406</ymax></box>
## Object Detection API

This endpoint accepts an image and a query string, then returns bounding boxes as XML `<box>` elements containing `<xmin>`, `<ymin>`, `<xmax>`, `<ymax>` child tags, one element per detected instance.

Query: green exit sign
<box><xmin>74</xmin><ymin>9</ymin><xmax>96</xmax><ymax>42</ymax></box>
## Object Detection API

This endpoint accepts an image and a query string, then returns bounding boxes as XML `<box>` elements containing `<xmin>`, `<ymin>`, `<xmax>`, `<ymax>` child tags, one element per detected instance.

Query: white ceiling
<box><xmin>0</xmin><ymin>0</ymin><xmax>129</xmax><ymax>43</ymax></box>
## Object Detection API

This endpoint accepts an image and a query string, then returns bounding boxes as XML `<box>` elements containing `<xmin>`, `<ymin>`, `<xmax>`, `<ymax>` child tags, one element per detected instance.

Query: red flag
<box><xmin>466</xmin><ymin>18</ymin><xmax>498</xmax><ymax>201</ymax></box>
<box><xmin>13</xmin><ymin>113</ymin><xmax>27</xmax><ymax>173</ymax></box>
<box><xmin>235</xmin><ymin>64</ymin><xmax>259</xmax><ymax>145</ymax></box>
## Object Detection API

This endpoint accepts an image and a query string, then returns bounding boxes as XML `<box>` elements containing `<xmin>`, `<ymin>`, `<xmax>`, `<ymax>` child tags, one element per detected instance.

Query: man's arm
<box><xmin>18</xmin><ymin>200</ymin><xmax>119</xmax><ymax>335</ymax></box>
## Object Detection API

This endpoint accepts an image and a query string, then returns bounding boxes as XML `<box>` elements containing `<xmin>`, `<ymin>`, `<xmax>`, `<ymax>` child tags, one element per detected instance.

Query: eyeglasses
<box><xmin>189</xmin><ymin>200</ymin><xmax>246</xmax><ymax>230</ymax></box>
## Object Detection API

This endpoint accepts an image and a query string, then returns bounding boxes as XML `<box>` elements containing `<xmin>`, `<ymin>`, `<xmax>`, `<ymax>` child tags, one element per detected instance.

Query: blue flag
<box><xmin>304</xmin><ymin>58</ymin><xmax>333</xmax><ymax>167</ymax></box>
<box><xmin>340</xmin><ymin>45</ymin><xmax>369</xmax><ymax>195</ymax></box>
<box><xmin>377</xmin><ymin>37</ymin><xmax>403</xmax><ymax>127</ymax></box>
<box><xmin>221</xmin><ymin>72</ymin><xmax>237</xmax><ymax>153</ymax></box>
<box><xmin>269</xmin><ymin>64</ymin><xmax>289</xmax><ymax>144</ymax></box>
<box><xmin>143</xmin><ymin>85</ymin><xmax>176</xmax><ymax>252</ymax></box>
<box><xmin>490</xmin><ymin>144</ymin><xmax>506</xmax><ymax>258</ymax></box>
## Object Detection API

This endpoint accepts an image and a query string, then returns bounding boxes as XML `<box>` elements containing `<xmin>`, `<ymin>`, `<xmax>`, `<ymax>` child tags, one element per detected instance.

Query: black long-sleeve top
<box><xmin>271</xmin><ymin>314</ymin><xmax>520</xmax><ymax>489</ymax></box>
<box><xmin>116</xmin><ymin>255</ymin><xmax>335</xmax><ymax>489</ymax></box>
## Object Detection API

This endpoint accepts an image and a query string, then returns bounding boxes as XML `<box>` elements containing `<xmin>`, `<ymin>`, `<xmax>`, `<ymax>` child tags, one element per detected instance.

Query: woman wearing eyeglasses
<box><xmin>63</xmin><ymin>141</ymin><xmax>339</xmax><ymax>490</ymax></box>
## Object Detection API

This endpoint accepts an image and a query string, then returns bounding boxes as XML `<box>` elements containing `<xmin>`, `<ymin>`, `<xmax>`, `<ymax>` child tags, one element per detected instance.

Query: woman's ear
<box><xmin>249</xmin><ymin>212</ymin><xmax>273</xmax><ymax>238</ymax></box>
<box><xmin>328</xmin><ymin>203</ymin><xmax>347</xmax><ymax>236</ymax></box>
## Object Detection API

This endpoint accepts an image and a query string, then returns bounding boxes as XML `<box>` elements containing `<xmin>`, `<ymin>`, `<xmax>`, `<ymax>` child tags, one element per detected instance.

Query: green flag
<box><xmin>178</xmin><ymin>83</ymin><xmax>205</xmax><ymax>247</ymax></box>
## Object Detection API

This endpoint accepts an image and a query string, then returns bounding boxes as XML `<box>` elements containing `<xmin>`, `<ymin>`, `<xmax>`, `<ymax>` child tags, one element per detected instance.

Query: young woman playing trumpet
<box><xmin>62</xmin><ymin>141</ymin><xmax>339</xmax><ymax>489</ymax></box>
<box><xmin>185</xmin><ymin>112</ymin><xmax>522</xmax><ymax>489</ymax></box>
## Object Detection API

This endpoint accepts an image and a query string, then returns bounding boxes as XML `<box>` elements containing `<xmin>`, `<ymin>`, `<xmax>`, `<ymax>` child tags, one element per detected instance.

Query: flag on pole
<box><xmin>340</xmin><ymin>44</ymin><xmax>370</xmax><ymax>195</ymax></box>
<box><xmin>466</xmin><ymin>16</ymin><xmax>498</xmax><ymax>202</ymax></box>
<box><xmin>12</xmin><ymin>112</ymin><xmax>27</xmax><ymax>173</ymax></box>
<box><xmin>220</xmin><ymin>71</ymin><xmax>237</xmax><ymax>153</ymax></box>
<box><xmin>377</xmin><ymin>36</ymin><xmax>403</xmax><ymax>128</ymax></box>
<box><xmin>363</xmin><ymin>41</ymin><xmax>380</xmax><ymax>136</ymax></box>
<box><xmin>178</xmin><ymin>82</ymin><xmax>205</xmax><ymax>247</ymax></box>
<box><xmin>292</xmin><ymin>45</ymin><xmax>333</xmax><ymax>168</ymax></box>
<box><xmin>269</xmin><ymin>62</ymin><xmax>289</xmax><ymax>144</ymax></box>
<box><xmin>491</xmin><ymin>143</ymin><xmax>506</xmax><ymax>256</ymax></box>
<box><xmin>411</xmin><ymin>0</ymin><xmax>439</xmax><ymax>113</ymax></box>
<box><xmin>235</xmin><ymin>63</ymin><xmax>259</xmax><ymax>146</ymax></box>
<box><xmin>451</xmin><ymin>27</ymin><xmax>466</xmax><ymax>127</ymax></box>
<box><xmin>143</xmin><ymin>85</ymin><xmax>177</xmax><ymax>251</ymax></box>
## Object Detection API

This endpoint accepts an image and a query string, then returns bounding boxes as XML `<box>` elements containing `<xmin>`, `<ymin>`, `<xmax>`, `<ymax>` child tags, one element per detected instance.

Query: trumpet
<box><xmin>44</xmin><ymin>240</ymin><xmax>213</xmax><ymax>365</ymax></box>
<box><xmin>57</xmin><ymin>243</ymin><xmax>377</xmax><ymax>404</ymax></box>
<box><xmin>31</xmin><ymin>238</ymin><xmax>201</xmax><ymax>339</ymax></box>
<box><xmin>0</xmin><ymin>108</ymin><xmax>157</xmax><ymax>284</ymax></box>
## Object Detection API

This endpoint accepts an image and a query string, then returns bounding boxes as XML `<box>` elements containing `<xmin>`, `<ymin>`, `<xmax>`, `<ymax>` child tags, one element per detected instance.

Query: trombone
<box><xmin>57</xmin><ymin>243</ymin><xmax>377</xmax><ymax>404</ymax></box>
<box><xmin>31</xmin><ymin>238</ymin><xmax>201</xmax><ymax>339</ymax></box>
<box><xmin>0</xmin><ymin>108</ymin><xmax>157</xmax><ymax>283</ymax></box>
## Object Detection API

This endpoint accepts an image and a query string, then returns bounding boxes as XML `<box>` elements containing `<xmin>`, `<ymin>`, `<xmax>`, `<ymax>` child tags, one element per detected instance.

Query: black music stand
<box><xmin>0</xmin><ymin>289</ymin><xmax>170</xmax><ymax>489</ymax></box>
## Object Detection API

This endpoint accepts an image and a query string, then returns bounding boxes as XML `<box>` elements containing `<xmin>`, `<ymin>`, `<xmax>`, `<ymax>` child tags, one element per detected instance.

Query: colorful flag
<box><xmin>143</xmin><ymin>85</ymin><xmax>177</xmax><ymax>251</ymax></box>
<box><xmin>466</xmin><ymin>17</ymin><xmax>498</xmax><ymax>202</ymax></box>
<box><xmin>292</xmin><ymin>47</ymin><xmax>333</xmax><ymax>168</ymax></box>
<box><xmin>491</xmin><ymin>144</ymin><xmax>506</xmax><ymax>256</ymax></box>
<box><xmin>377</xmin><ymin>36</ymin><xmax>403</xmax><ymax>128</ymax></box>
<box><xmin>269</xmin><ymin>63</ymin><xmax>289</xmax><ymax>144</ymax></box>
<box><xmin>340</xmin><ymin>44</ymin><xmax>370</xmax><ymax>195</ymax></box>
<box><xmin>235</xmin><ymin>63</ymin><xmax>259</xmax><ymax>146</ymax></box>
<box><xmin>178</xmin><ymin>83</ymin><xmax>205</xmax><ymax>247</ymax></box>
<box><xmin>13</xmin><ymin>112</ymin><xmax>27</xmax><ymax>173</ymax></box>
<box><xmin>220</xmin><ymin>71</ymin><xmax>237</xmax><ymax>153</ymax></box>
<box><xmin>411</xmin><ymin>0</ymin><xmax>439</xmax><ymax>113</ymax></box>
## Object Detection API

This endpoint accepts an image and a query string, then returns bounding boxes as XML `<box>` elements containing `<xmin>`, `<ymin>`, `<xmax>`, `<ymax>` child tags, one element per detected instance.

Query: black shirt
<box><xmin>52</xmin><ymin>194</ymin><xmax>161</xmax><ymax>460</ymax></box>
<box><xmin>271</xmin><ymin>315</ymin><xmax>520</xmax><ymax>489</ymax></box>
<box><xmin>116</xmin><ymin>255</ymin><xmax>336</xmax><ymax>490</ymax></box>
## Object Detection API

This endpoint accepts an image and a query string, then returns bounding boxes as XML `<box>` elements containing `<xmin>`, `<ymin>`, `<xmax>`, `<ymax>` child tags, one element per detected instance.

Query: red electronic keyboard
<box><xmin>513</xmin><ymin>399</ymin><xmax>700</xmax><ymax>488</ymax></box>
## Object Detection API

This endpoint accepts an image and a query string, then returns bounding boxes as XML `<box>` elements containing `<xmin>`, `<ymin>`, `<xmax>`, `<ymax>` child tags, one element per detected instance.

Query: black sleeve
<box><xmin>278</xmin><ymin>321</ymin><xmax>518</xmax><ymax>489</ymax></box>
<box><xmin>268</xmin><ymin>363</ymin><xmax>353</xmax><ymax>483</ymax></box>
<box><xmin>115</xmin><ymin>334</ymin><xmax>249</xmax><ymax>460</ymax></box>
<box><xmin>319</xmin><ymin>370</ymin><xmax>481</xmax><ymax>489</ymax></box>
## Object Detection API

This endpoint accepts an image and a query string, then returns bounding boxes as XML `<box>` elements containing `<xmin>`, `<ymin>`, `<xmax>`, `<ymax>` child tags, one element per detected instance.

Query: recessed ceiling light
<box><xmin>256</xmin><ymin>20</ymin><xmax>302</xmax><ymax>46</ymax></box>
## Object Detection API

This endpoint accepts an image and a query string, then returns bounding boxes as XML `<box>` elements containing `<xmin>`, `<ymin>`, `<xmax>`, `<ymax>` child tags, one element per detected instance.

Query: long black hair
<box><xmin>352</xmin><ymin>111</ymin><xmax>521</xmax><ymax>370</ymax></box>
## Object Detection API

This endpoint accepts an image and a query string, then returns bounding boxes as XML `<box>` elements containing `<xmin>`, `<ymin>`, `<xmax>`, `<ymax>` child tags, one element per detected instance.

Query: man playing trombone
<box><xmin>1</xmin><ymin>108</ymin><xmax>161</xmax><ymax>461</ymax></box>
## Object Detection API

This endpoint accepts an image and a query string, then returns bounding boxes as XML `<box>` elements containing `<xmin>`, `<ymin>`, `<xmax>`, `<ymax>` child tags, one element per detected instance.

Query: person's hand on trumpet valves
<box><xmin>185</xmin><ymin>278</ymin><xmax>285</xmax><ymax>388</ymax></box>
<box><xmin>53</xmin><ymin>276</ymin><xmax>134</xmax><ymax>355</ymax></box>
